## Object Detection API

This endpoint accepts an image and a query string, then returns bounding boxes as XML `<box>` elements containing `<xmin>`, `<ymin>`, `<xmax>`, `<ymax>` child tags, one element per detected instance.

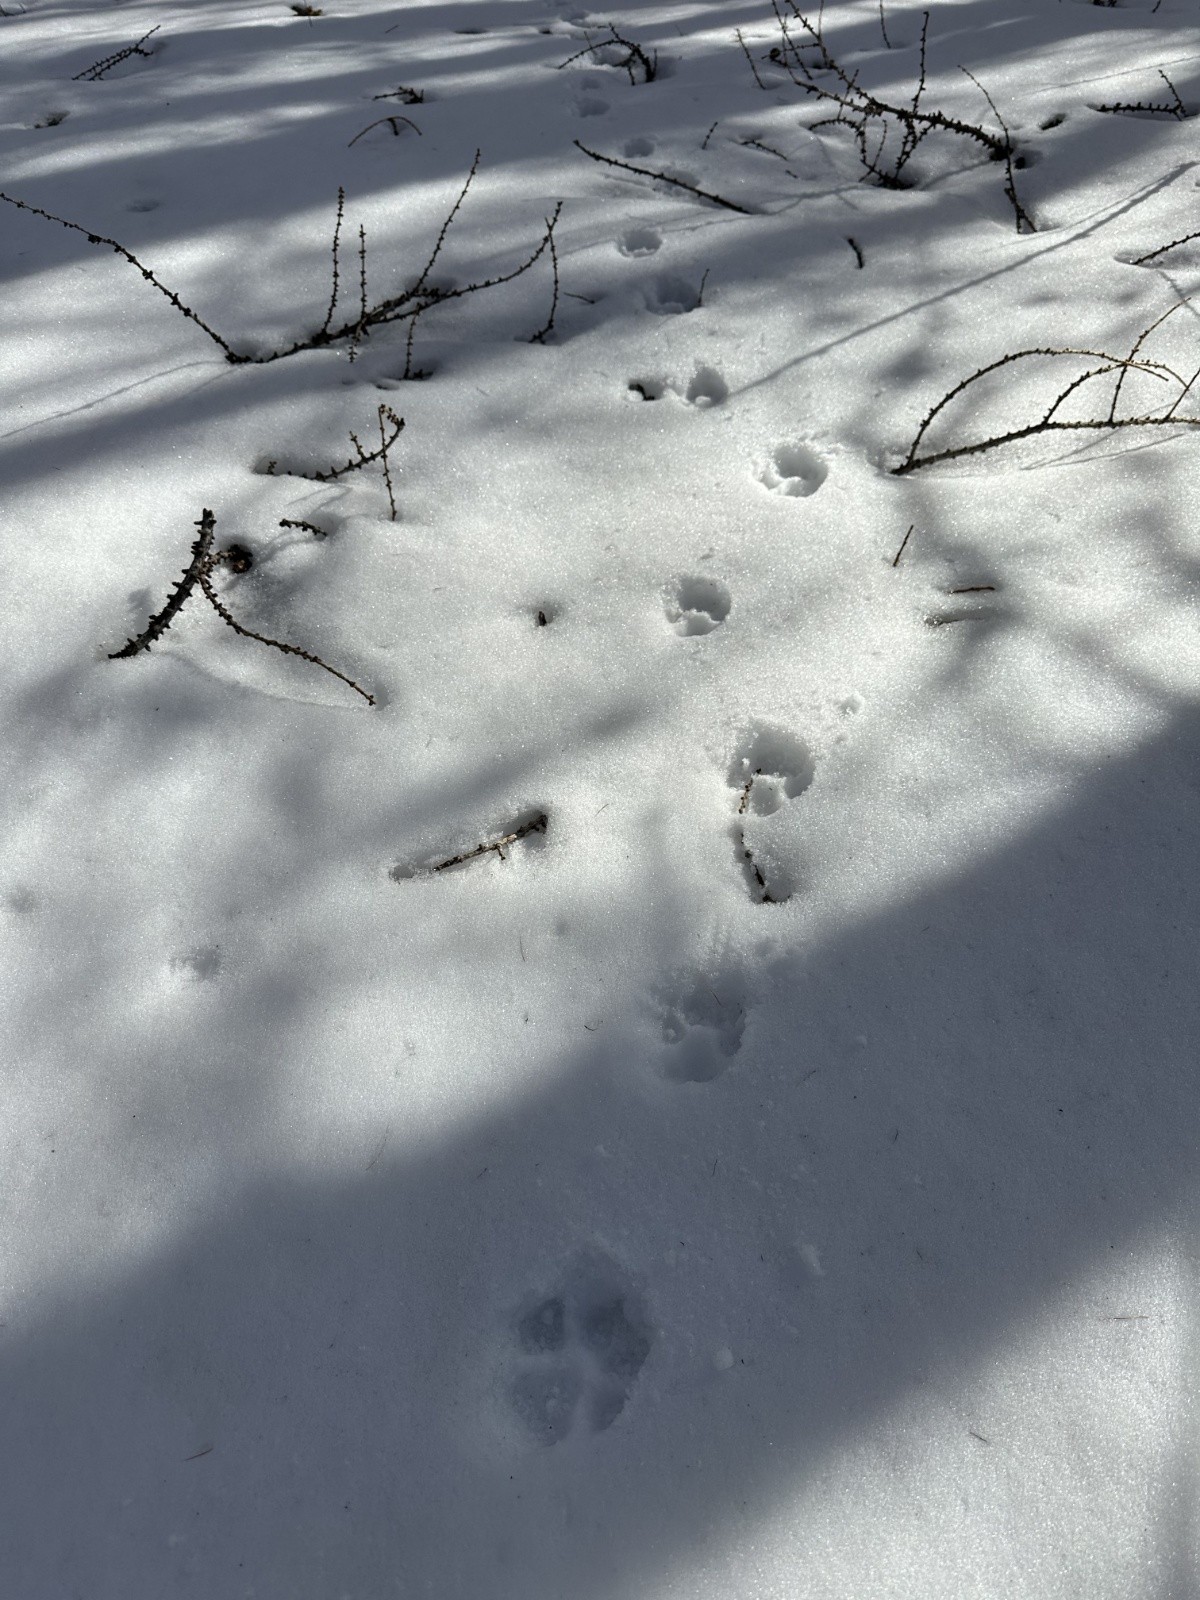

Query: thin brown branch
<box><xmin>72</xmin><ymin>24</ymin><xmax>159</xmax><ymax>82</ymax></box>
<box><xmin>0</xmin><ymin>191</ymin><xmax>240</xmax><ymax>360</ymax></box>
<box><xmin>573</xmin><ymin>140</ymin><xmax>753</xmax><ymax>213</ymax></box>
<box><xmin>347</xmin><ymin>114</ymin><xmax>421</xmax><ymax>147</ymax></box>
<box><xmin>432</xmin><ymin>811</ymin><xmax>548</xmax><ymax>871</ymax></box>
<box><xmin>1131</xmin><ymin>227</ymin><xmax>1200</xmax><ymax>267</ymax></box>
<box><xmin>529</xmin><ymin>212</ymin><xmax>561</xmax><ymax>343</ymax></box>
<box><xmin>198</xmin><ymin>571</ymin><xmax>375</xmax><ymax>705</ymax></box>
<box><xmin>735</xmin><ymin>27</ymin><xmax>769</xmax><ymax>90</ymax></box>
<box><xmin>891</xmin><ymin>524</ymin><xmax>914</xmax><ymax>566</ymax></box>
<box><xmin>109</xmin><ymin>510</ymin><xmax>216</xmax><ymax>657</ymax></box>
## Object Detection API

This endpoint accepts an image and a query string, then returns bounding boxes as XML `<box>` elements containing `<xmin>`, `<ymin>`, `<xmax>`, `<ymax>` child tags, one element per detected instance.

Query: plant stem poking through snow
<box><xmin>110</xmin><ymin>511</ymin><xmax>375</xmax><ymax>705</ymax></box>
<box><xmin>72</xmin><ymin>24</ymin><xmax>160</xmax><ymax>82</ymax></box>
<box><xmin>279</xmin><ymin>518</ymin><xmax>330</xmax><ymax>538</ymax></box>
<box><xmin>773</xmin><ymin>3</ymin><xmax>1033</xmax><ymax>230</ymax></box>
<box><xmin>558</xmin><ymin>26</ymin><xmax>658</xmax><ymax>85</ymax></box>
<box><xmin>893</xmin><ymin>305</ymin><xmax>1200</xmax><ymax>474</ymax></box>
<box><xmin>109</xmin><ymin>510</ymin><xmax>216</xmax><ymax>658</ymax></box>
<box><xmin>891</xmin><ymin>524</ymin><xmax>915</xmax><ymax>566</ymax></box>
<box><xmin>347</xmin><ymin>114</ymin><xmax>421</xmax><ymax>147</ymax></box>
<box><xmin>1094</xmin><ymin>72</ymin><xmax>1189</xmax><ymax>121</ymax></box>
<box><xmin>265</xmin><ymin>406</ymin><xmax>404</xmax><ymax>517</ymax></box>
<box><xmin>1131</xmin><ymin>228</ymin><xmax>1200</xmax><ymax>267</ymax></box>
<box><xmin>529</xmin><ymin>217</ymin><xmax>560</xmax><ymax>343</ymax></box>
<box><xmin>573</xmin><ymin>140</ymin><xmax>752</xmax><ymax>214</ymax></box>
<box><xmin>0</xmin><ymin>155</ymin><xmax>559</xmax><ymax>367</ymax></box>
<box><xmin>735</xmin><ymin>28</ymin><xmax>769</xmax><ymax>91</ymax></box>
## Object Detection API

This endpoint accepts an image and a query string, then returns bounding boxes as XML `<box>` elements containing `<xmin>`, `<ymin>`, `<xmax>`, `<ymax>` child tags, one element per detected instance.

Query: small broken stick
<box><xmin>434</xmin><ymin>812</ymin><xmax>548</xmax><ymax>871</ymax></box>
<box><xmin>738</xmin><ymin>828</ymin><xmax>785</xmax><ymax>904</ymax></box>
<box><xmin>392</xmin><ymin>813</ymin><xmax>550</xmax><ymax>879</ymax></box>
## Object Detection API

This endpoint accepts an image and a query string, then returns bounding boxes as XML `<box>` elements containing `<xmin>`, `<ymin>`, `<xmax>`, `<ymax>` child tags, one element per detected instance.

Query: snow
<box><xmin>2</xmin><ymin>0</ymin><xmax>1200</xmax><ymax>1594</ymax></box>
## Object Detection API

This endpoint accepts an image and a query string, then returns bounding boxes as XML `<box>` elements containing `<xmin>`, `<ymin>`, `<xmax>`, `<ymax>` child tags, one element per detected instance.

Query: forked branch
<box><xmin>893</xmin><ymin>309</ymin><xmax>1199</xmax><ymax>474</ymax></box>
<box><xmin>110</xmin><ymin>510</ymin><xmax>375</xmax><ymax>704</ymax></box>
<box><xmin>0</xmin><ymin>154</ymin><xmax>560</xmax><ymax>369</ymax></box>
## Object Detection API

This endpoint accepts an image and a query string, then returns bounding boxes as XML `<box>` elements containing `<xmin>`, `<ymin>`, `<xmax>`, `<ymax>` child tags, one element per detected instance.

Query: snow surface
<box><xmin>2</xmin><ymin>0</ymin><xmax>1200</xmax><ymax>1594</ymax></box>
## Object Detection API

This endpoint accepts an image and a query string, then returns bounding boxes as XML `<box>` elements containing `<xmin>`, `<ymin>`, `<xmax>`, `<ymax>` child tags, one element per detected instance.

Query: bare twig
<box><xmin>846</xmin><ymin>234</ymin><xmax>864</xmax><ymax>267</ymax></box>
<box><xmin>318</xmin><ymin>188</ymin><xmax>345</xmax><ymax>338</ymax></box>
<box><xmin>1131</xmin><ymin>227</ymin><xmax>1200</xmax><ymax>267</ymax></box>
<box><xmin>73</xmin><ymin>24</ymin><xmax>160</xmax><ymax>82</ymax></box>
<box><xmin>529</xmin><ymin>215</ymin><xmax>561</xmax><ymax>343</ymax></box>
<box><xmin>891</xmin><ymin>524</ymin><xmax>914</xmax><ymax>566</ymax></box>
<box><xmin>109</xmin><ymin>510</ymin><xmax>216</xmax><ymax>657</ymax></box>
<box><xmin>279</xmin><ymin>517</ymin><xmax>330</xmax><ymax>538</ymax></box>
<box><xmin>347</xmin><ymin>114</ymin><xmax>421</xmax><ymax>147</ymax></box>
<box><xmin>268</xmin><ymin>407</ymin><xmax>405</xmax><ymax>504</ymax></box>
<box><xmin>0</xmin><ymin>191</ymin><xmax>240</xmax><ymax>359</ymax></box>
<box><xmin>960</xmin><ymin>67</ymin><xmax>1035</xmax><ymax>233</ymax></box>
<box><xmin>735</xmin><ymin>27</ymin><xmax>769</xmax><ymax>90</ymax></box>
<box><xmin>198</xmin><ymin>570</ymin><xmax>373</xmax><ymax>704</ymax></box>
<box><xmin>1094</xmin><ymin>73</ymin><xmax>1189</xmax><ymax>121</ymax></box>
<box><xmin>373</xmin><ymin>85</ymin><xmax>424</xmax><ymax>105</ymax></box>
<box><xmin>0</xmin><ymin>154</ymin><xmax>557</xmax><ymax>368</ymax></box>
<box><xmin>558</xmin><ymin>25</ymin><xmax>657</xmax><ymax>84</ymax></box>
<box><xmin>777</xmin><ymin>5</ymin><xmax>1031</xmax><ymax>227</ymax></box>
<box><xmin>574</xmin><ymin>140</ymin><xmax>752</xmax><ymax>213</ymax></box>
<box><xmin>377</xmin><ymin>403</ymin><xmax>399</xmax><ymax>519</ymax></box>
<box><xmin>110</xmin><ymin>511</ymin><xmax>374</xmax><ymax>703</ymax></box>
<box><xmin>432</xmin><ymin>812</ymin><xmax>548</xmax><ymax>872</ymax></box>
<box><xmin>893</xmin><ymin>318</ymin><xmax>1198</xmax><ymax>475</ymax></box>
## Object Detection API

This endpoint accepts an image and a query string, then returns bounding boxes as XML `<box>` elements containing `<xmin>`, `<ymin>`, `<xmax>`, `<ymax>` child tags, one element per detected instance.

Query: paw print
<box><xmin>508</xmin><ymin>1249</ymin><xmax>654</xmax><ymax>1444</ymax></box>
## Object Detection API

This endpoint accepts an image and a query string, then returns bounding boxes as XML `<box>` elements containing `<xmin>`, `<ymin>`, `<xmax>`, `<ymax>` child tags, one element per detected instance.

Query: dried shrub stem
<box><xmin>73</xmin><ymin>24</ymin><xmax>160</xmax><ymax>82</ymax></box>
<box><xmin>893</xmin><ymin>309</ymin><xmax>1200</xmax><ymax>474</ymax></box>
<box><xmin>0</xmin><ymin>154</ymin><xmax>558</xmax><ymax>369</ymax></box>
<box><xmin>111</xmin><ymin>510</ymin><xmax>374</xmax><ymax>704</ymax></box>
<box><xmin>574</xmin><ymin>140</ymin><xmax>752</xmax><ymax>213</ymax></box>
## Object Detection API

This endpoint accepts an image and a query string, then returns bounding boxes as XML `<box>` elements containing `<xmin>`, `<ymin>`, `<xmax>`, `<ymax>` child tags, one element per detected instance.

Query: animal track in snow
<box><xmin>627</xmin><ymin>366</ymin><xmax>726</xmax><ymax>407</ymax></box>
<box><xmin>572</xmin><ymin>70</ymin><xmax>609</xmax><ymax>117</ymax></box>
<box><xmin>126</xmin><ymin>198</ymin><xmax>161</xmax><ymax>213</ymax></box>
<box><xmin>727</xmin><ymin>724</ymin><xmax>816</xmax><ymax>903</ymax></box>
<box><xmin>627</xmin><ymin>376</ymin><xmax>666</xmax><ymax>401</ymax></box>
<box><xmin>617</xmin><ymin>225</ymin><xmax>662</xmax><ymax>256</ymax></box>
<box><xmin>623</xmin><ymin>136</ymin><xmax>655</xmax><ymax>158</ymax></box>
<box><xmin>659</xmin><ymin>970</ymin><xmax>747</xmax><ymax>1081</ymax></box>
<box><xmin>729</xmin><ymin>724</ymin><xmax>815</xmax><ymax>815</ymax></box>
<box><xmin>508</xmin><ymin>1249</ymin><xmax>654</xmax><ymax>1444</ymax></box>
<box><xmin>759</xmin><ymin>442</ymin><xmax>827</xmax><ymax>497</ymax></box>
<box><xmin>169</xmin><ymin>945</ymin><xmax>221</xmax><ymax>981</ymax></box>
<box><xmin>665</xmin><ymin>575</ymin><xmax>731</xmax><ymax>636</ymax></box>
<box><xmin>645</xmin><ymin>274</ymin><xmax>703</xmax><ymax>314</ymax></box>
<box><xmin>683</xmin><ymin>365</ymin><xmax>727</xmax><ymax>407</ymax></box>
<box><xmin>33</xmin><ymin>110</ymin><xmax>69</xmax><ymax>128</ymax></box>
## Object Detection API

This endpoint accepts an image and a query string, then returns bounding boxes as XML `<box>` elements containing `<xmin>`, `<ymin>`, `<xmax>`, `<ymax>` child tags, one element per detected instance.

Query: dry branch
<box><xmin>892</xmin><ymin>310</ymin><xmax>1200</xmax><ymax>474</ymax></box>
<box><xmin>773</xmin><ymin>3</ymin><xmax>1033</xmax><ymax>230</ymax></box>
<box><xmin>573</xmin><ymin>140</ymin><xmax>752</xmax><ymax>214</ymax></box>
<box><xmin>73</xmin><ymin>24</ymin><xmax>159</xmax><ymax>81</ymax></box>
<box><xmin>266</xmin><ymin>406</ymin><xmax>404</xmax><ymax>518</ymax></box>
<box><xmin>433</xmin><ymin>812</ymin><xmax>548</xmax><ymax>871</ymax></box>
<box><xmin>558</xmin><ymin>25</ymin><xmax>657</xmax><ymax>84</ymax></box>
<box><xmin>110</xmin><ymin>510</ymin><xmax>374</xmax><ymax>704</ymax></box>
<box><xmin>0</xmin><ymin>155</ymin><xmax>560</xmax><ymax>369</ymax></box>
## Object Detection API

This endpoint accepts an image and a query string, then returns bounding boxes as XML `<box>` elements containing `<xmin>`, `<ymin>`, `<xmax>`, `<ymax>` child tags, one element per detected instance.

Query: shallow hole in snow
<box><xmin>759</xmin><ymin>441</ymin><xmax>827</xmax><ymax>497</ymax></box>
